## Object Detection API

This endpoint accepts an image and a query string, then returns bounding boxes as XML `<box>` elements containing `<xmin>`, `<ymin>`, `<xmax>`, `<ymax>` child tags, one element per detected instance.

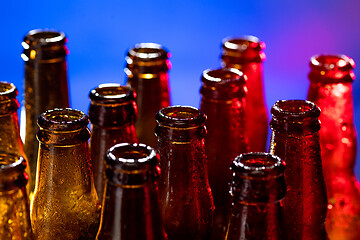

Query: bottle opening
<box><xmin>271</xmin><ymin>100</ymin><xmax>320</xmax><ymax>119</ymax></box>
<box><xmin>26</xmin><ymin>29</ymin><xmax>66</xmax><ymax>44</ymax></box>
<box><xmin>38</xmin><ymin>108</ymin><xmax>89</xmax><ymax>131</ymax></box>
<box><xmin>310</xmin><ymin>54</ymin><xmax>355</xmax><ymax>71</ymax></box>
<box><xmin>129</xmin><ymin>43</ymin><xmax>168</xmax><ymax>60</ymax></box>
<box><xmin>89</xmin><ymin>83</ymin><xmax>134</xmax><ymax>103</ymax></box>
<box><xmin>222</xmin><ymin>36</ymin><xmax>265</xmax><ymax>52</ymax></box>
<box><xmin>156</xmin><ymin>105</ymin><xmax>206</xmax><ymax>128</ymax></box>
<box><xmin>0</xmin><ymin>82</ymin><xmax>17</xmax><ymax>100</ymax></box>
<box><xmin>202</xmin><ymin>68</ymin><xmax>243</xmax><ymax>83</ymax></box>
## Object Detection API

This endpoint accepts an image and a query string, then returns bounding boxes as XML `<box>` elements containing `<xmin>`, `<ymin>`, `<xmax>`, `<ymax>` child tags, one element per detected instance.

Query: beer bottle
<box><xmin>155</xmin><ymin>106</ymin><xmax>214</xmax><ymax>240</ymax></box>
<box><xmin>0</xmin><ymin>82</ymin><xmax>31</xmax><ymax>192</ymax></box>
<box><xmin>96</xmin><ymin>143</ymin><xmax>167</xmax><ymax>240</ymax></box>
<box><xmin>21</xmin><ymin>29</ymin><xmax>71</xmax><ymax>194</ymax></box>
<box><xmin>199</xmin><ymin>68</ymin><xmax>248</xmax><ymax>239</ymax></box>
<box><xmin>269</xmin><ymin>100</ymin><xmax>328</xmax><ymax>240</ymax></box>
<box><xmin>225</xmin><ymin>152</ymin><xmax>286</xmax><ymax>240</ymax></box>
<box><xmin>31</xmin><ymin>108</ymin><xmax>101</xmax><ymax>240</ymax></box>
<box><xmin>125</xmin><ymin>43</ymin><xmax>171</xmax><ymax>147</ymax></box>
<box><xmin>307</xmin><ymin>54</ymin><xmax>360</xmax><ymax>239</ymax></box>
<box><xmin>221</xmin><ymin>36</ymin><xmax>268</xmax><ymax>152</ymax></box>
<box><xmin>0</xmin><ymin>153</ymin><xmax>33</xmax><ymax>240</ymax></box>
<box><xmin>88</xmin><ymin>83</ymin><xmax>138</xmax><ymax>202</ymax></box>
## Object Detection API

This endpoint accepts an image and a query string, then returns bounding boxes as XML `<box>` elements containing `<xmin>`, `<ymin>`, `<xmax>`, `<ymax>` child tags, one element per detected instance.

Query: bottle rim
<box><xmin>156</xmin><ymin>105</ymin><xmax>206</xmax><ymax>128</ymax></box>
<box><xmin>222</xmin><ymin>35</ymin><xmax>265</xmax><ymax>52</ymax></box>
<box><xmin>271</xmin><ymin>99</ymin><xmax>320</xmax><ymax>120</ymax></box>
<box><xmin>89</xmin><ymin>83</ymin><xmax>135</xmax><ymax>104</ymax></box>
<box><xmin>127</xmin><ymin>42</ymin><xmax>169</xmax><ymax>61</ymax></box>
<box><xmin>38</xmin><ymin>108</ymin><xmax>89</xmax><ymax>131</ymax></box>
<box><xmin>0</xmin><ymin>152</ymin><xmax>26</xmax><ymax>174</ymax></box>
<box><xmin>23</xmin><ymin>29</ymin><xmax>66</xmax><ymax>47</ymax></box>
<box><xmin>0</xmin><ymin>82</ymin><xmax>18</xmax><ymax>100</ymax></box>
<box><xmin>202</xmin><ymin>68</ymin><xmax>245</xmax><ymax>85</ymax></box>
<box><xmin>310</xmin><ymin>54</ymin><xmax>355</xmax><ymax>72</ymax></box>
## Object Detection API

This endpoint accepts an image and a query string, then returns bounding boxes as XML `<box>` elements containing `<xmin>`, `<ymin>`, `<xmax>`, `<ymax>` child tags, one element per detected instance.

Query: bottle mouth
<box><xmin>202</xmin><ymin>68</ymin><xmax>245</xmax><ymax>85</ymax></box>
<box><xmin>23</xmin><ymin>29</ymin><xmax>66</xmax><ymax>47</ymax></box>
<box><xmin>0</xmin><ymin>82</ymin><xmax>18</xmax><ymax>101</ymax></box>
<box><xmin>310</xmin><ymin>54</ymin><xmax>355</xmax><ymax>72</ymax></box>
<box><xmin>38</xmin><ymin>108</ymin><xmax>89</xmax><ymax>131</ymax></box>
<box><xmin>271</xmin><ymin>100</ymin><xmax>320</xmax><ymax>120</ymax></box>
<box><xmin>128</xmin><ymin>43</ymin><xmax>169</xmax><ymax>61</ymax></box>
<box><xmin>0</xmin><ymin>152</ymin><xmax>28</xmax><ymax>189</ymax></box>
<box><xmin>156</xmin><ymin>105</ymin><xmax>206</xmax><ymax>128</ymax></box>
<box><xmin>89</xmin><ymin>83</ymin><xmax>135</xmax><ymax>104</ymax></box>
<box><xmin>222</xmin><ymin>35</ymin><xmax>265</xmax><ymax>52</ymax></box>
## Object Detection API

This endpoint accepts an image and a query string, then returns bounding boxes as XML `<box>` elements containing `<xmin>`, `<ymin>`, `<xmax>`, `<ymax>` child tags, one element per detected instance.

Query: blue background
<box><xmin>2</xmin><ymin>0</ymin><xmax>360</xmax><ymax>178</ymax></box>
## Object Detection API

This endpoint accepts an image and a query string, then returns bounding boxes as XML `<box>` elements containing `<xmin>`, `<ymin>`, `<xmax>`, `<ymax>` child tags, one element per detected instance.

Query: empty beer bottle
<box><xmin>269</xmin><ymin>100</ymin><xmax>328</xmax><ymax>240</ymax></box>
<box><xmin>21</xmin><ymin>29</ymin><xmax>71</xmax><ymax>195</ymax></box>
<box><xmin>89</xmin><ymin>83</ymin><xmax>138</xmax><ymax>202</ymax></box>
<box><xmin>0</xmin><ymin>82</ymin><xmax>31</xmax><ymax>192</ymax></box>
<box><xmin>155</xmin><ymin>106</ymin><xmax>214</xmax><ymax>240</ymax></box>
<box><xmin>31</xmin><ymin>108</ymin><xmax>101</xmax><ymax>240</ymax></box>
<box><xmin>0</xmin><ymin>153</ymin><xmax>33</xmax><ymax>240</ymax></box>
<box><xmin>96</xmin><ymin>143</ymin><xmax>167</xmax><ymax>240</ymax></box>
<box><xmin>199</xmin><ymin>68</ymin><xmax>248</xmax><ymax>239</ymax></box>
<box><xmin>225</xmin><ymin>152</ymin><xmax>286</xmax><ymax>240</ymax></box>
<box><xmin>307</xmin><ymin>54</ymin><xmax>360</xmax><ymax>240</ymax></box>
<box><xmin>221</xmin><ymin>36</ymin><xmax>268</xmax><ymax>152</ymax></box>
<box><xmin>125</xmin><ymin>43</ymin><xmax>171</xmax><ymax>147</ymax></box>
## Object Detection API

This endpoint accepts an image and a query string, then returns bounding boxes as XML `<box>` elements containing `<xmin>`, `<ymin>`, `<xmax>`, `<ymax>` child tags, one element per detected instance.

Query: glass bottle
<box><xmin>0</xmin><ymin>82</ymin><xmax>31</xmax><ymax>192</ymax></box>
<box><xmin>225</xmin><ymin>152</ymin><xmax>286</xmax><ymax>240</ymax></box>
<box><xmin>221</xmin><ymin>36</ymin><xmax>268</xmax><ymax>152</ymax></box>
<box><xmin>199</xmin><ymin>68</ymin><xmax>248</xmax><ymax>239</ymax></box>
<box><xmin>125</xmin><ymin>43</ymin><xmax>171</xmax><ymax>147</ymax></box>
<box><xmin>96</xmin><ymin>143</ymin><xmax>167</xmax><ymax>240</ymax></box>
<box><xmin>88</xmin><ymin>83</ymin><xmax>138</xmax><ymax>202</ymax></box>
<box><xmin>30</xmin><ymin>108</ymin><xmax>101</xmax><ymax>240</ymax></box>
<box><xmin>269</xmin><ymin>100</ymin><xmax>328</xmax><ymax>240</ymax></box>
<box><xmin>155</xmin><ymin>105</ymin><xmax>214</xmax><ymax>240</ymax></box>
<box><xmin>307</xmin><ymin>54</ymin><xmax>360</xmax><ymax>239</ymax></box>
<box><xmin>21</xmin><ymin>29</ymin><xmax>71</xmax><ymax>195</ymax></box>
<box><xmin>0</xmin><ymin>153</ymin><xmax>33</xmax><ymax>240</ymax></box>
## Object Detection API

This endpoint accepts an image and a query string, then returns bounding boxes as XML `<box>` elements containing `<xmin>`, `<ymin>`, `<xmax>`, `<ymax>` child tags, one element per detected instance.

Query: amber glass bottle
<box><xmin>125</xmin><ymin>43</ymin><xmax>171</xmax><ymax>147</ymax></box>
<box><xmin>155</xmin><ymin>106</ymin><xmax>214</xmax><ymax>240</ymax></box>
<box><xmin>199</xmin><ymin>68</ymin><xmax>248</xmax><ymax>239</ymax></box>
<box><xmin>221</xmin><ymin>36</ymin><xmax>268</xmax><ymax>152</ymax></box>
<box><xmin>21</xmin><ymin>29</ymin><xmax>70</xmax><ymax>195</ymax></box>
<box><xmin>269</xmin><ymin>100</ymin><xmax>328</xmax><ymax>240</ymax></box>
<box><xmin>307</xmin><ymin>54</ymin><xmax>360</xmax><ymax>239</ymax></box>
<box><xmin>88</xmin><ymin>83</ymin><xmax>138</xmax><ymax>202</ymax></box>
<box><xmin>96</xmin><ymin>143</ymin><xmax>167</xmax><ymax>240</ymax></box>
<box><xmin>0</xmin><ymin>153</ymin><xmax>33</xmax><ymax>240</ymax></box>
<box><xmin>225</xmin><ymin>152</ymin><xmax>286</xmax><ymax>240</ymax></box>
<box><xmin>0</xmin><ymin>82</ymin><xmax>30</xmax><ymax>190</ymax></box>
<box><xmin>31</xmin><ymin>108</ymin><xmax>101</xmax><ymax>240</ymax></box>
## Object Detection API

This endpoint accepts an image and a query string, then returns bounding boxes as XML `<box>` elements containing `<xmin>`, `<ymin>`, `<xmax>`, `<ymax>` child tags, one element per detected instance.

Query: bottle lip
<box><xmin>0</xmin><ymin>152</ymin><xmax>26</xmax><ymax>174</ymax></box>
<box><xmin>156</xmin><ymin>105</ymin><xmax>206</xmax><ymax>128</ymax></box>
<box><xmin>0</xmin><ymin>82</ymin><xmax>18</xmax><ymax>100</ymax></box>
<box><xmin>89</xmin><ymin>83</ymin><xmax>135</xmax><ymax>104</ymax></box>
<box><xmin>127</xmin><ymin>42</ymin><xmax>169</xmax><ymax>61</ymax></box>
<box><xmin>202</xmin><ymin>68</ymin><xmax>245</xmax><ymax>85</ymax></box>
<box><xmin>38</xmin><ymin>108</ymin><xmax>89</xmax><ymax>131</ymax></box>
<box><xmin>271</xmin><ymin>99</ymin><xmax>320</xmax><ymax>120</ymax></box>
<box><xmin>310</xmin><ymin>54</ymin><xmax>355</xmax><ymax>72</ymax></box>
<box><xmin>23</xmin><ymin>29</ymin><xmax>67</xmax><ymax>47</ymax></box>
<box><xmin>222</xmin><ymin>35</ymin><xmax>265</xmax><ymax>52</ymax></box>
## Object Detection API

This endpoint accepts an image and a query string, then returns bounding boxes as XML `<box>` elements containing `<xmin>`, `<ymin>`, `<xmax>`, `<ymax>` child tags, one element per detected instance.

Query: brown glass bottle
<box><xmin>21</xmin><ymin>29</ymin><xmax>71</xmax><ymax>195</ymax></box>
<box><xmin>96</xmin><ymin>143</ymin><xmax>167</xmax><ymax>240</ymax></box>
<box><xmin>0</xmin><ymin>82</ymin><xmax>31</xmax><ymax>192</ymax></box>
<box><xmin>0</xmin><ymin>153</ymin><xmax>33</xmax><ymax>240</ymax></box>
<box><xmin>199</xmin><ymin>68</ymin><xmax>248</xmax><ymax>239</ymax></box>
<box><xmin>155</xmin><ymin>106</ymin><xmax>214</xmax><ymax>240</ymax></box>
<box><xmin>221</xmin><ymin>36</ymin><xmax>268</xmax><ymax>152</ymax></box>
<box><xmin>30</xmin><ymin>108</ymin><xmax>101</xmax><ymax>240</ymax></box>
<box><xmin>225</xmin><ymin>152</ymin><xmax>286</xmax><ymax>240</ymax></box>
<box><xmin>269</xmin><ymin>100</ymin><xmax>328</xmax><ymax>240</ymax></box>
<box><xmin>88</xmin><ymin>83</ymin><xmax>138</xmax><ymax>202</ymax></box>
<box><xmin>125</xmin><ymin>43</ymin><xmax>171</xmax><ymax>147</ymax></box>
<box><xmin>307</xmin><ymin>54</ymin><xmax>360</xmax><ymax>240</ymax></box>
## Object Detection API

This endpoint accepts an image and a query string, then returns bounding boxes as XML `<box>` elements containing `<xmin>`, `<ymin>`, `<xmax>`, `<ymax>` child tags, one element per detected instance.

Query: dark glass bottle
<box><xmin>221</xmin><ymin>36</ymin><xmax>268</xmax><ymax>152</ymax></box>
<box><xmin>269</xmin><ymin>100</ymin><xmax>328</xmax><ymax>240</ymax></box>
<box><xmin>21</xmin><ymin>29</ymin><xmax>71</xmax><ymax>195</ymax></box>
<box><xmin>225</xmin><ymin>152</ymin><xmax>286</xmax><ymax>240</ymax></box>
<box><xmin>96</xmin><ymin>143</ymin><xmax>167</xmax><ymax>240</ymax></box>
<box><xmin>88</xmin><ymin>83</ymin><xmax>138</xmax><ymax>202</ymax></box>
<box><xmin>199</xmin><ymin>68</ymin><xmax>248</xmax><ymax>239</ymax></box>
<box><xmin>125</xmin><ymin>43</ymin><xmax>171</xmax><ymax>147</ymax></box>
<box><xmin>307</xmin><ymin>54</ymin><xmax>360</xmax><ymax>239</ymax></box>
<box><xmin>155</xmin><ymin>106</ymin><xmax>214</xmax><ymax>240</ymax></box>
<box><xmin>0</xmin><ymin>82</ymin><xmax>31</xmax><ymax>192</ymax></box>
<box><xmin>31</xmin><ymin>108</ymin><xmax>101</xmax><ymax>240</ymax></box>
<box><xmin>0</xmin><ymin>153</ymin><xmax>33</xmax><ymax>240</ymax></box>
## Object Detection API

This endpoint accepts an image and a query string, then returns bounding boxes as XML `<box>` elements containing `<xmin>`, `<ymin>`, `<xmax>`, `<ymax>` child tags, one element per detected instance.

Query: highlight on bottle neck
<box><xmin>21</xmin><ymin>29</ymin><xmax>68</xmax><ymax>62</ymax></box>
<box><xmin>230</xmin><ymin>152</ymin><xmax>286</xmax><ymax>204</ymax></box>
<box><xmin>221</xmin><ymin>35</ymin><xmax>266</xmax><ymax>64</ymax></box>
<box><xmin>269</xmin><ymin>100</ymin><xmax>321</xmax><ymax>134</ymax></box>
<box><xmin>0</xmin><ymin>81</ymin><xmax>20</xmax><ymax>114</ymax></box>
<box><xmin>309</xmin><ymin>54</ymin><xmax>355</xmax><ymax>83</ymax></box>
<box><xmin>200</xmin><ymin>68</ymin><xmax>247</xmax><ymax>101</ymax></box>
<box><xmin>0</xmin><ymin>152</ymin><xmax>28</xmax><ymax>191</ymax></box>
<box><xmin>105</xmin><ymin>143</ymin><xmax>159</xmax><ymax>187</ymax></box>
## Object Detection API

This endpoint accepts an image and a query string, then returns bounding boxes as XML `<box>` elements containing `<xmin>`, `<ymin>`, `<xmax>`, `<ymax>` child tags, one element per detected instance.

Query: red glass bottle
<box><xmin>96</xmin><ymin>143</ymin><xmax>167</xmax><ymax>240</ymax></box>
<box><xmin>307</xmin><ymin>54</ymin><xmax>360</xmax><ymax>239</ymax></box>
<box><xmin>155</xmin><ymin>106</ymin><xmax>214</xmax><ymax>240</ymax></box>
<box><xmin>221</xmin><ymin>36</ymin><xmax>268</xmax><ymax>152</ymax></box>
<box><xmin>269</xmin><ymin>100</ymin><xmax>328</xmax><ymax>240</ymax></box>
<box><xmin>88</xmin><ymin>83</ymin><xmax>138</xmax><ymax>202</ymax></box>
<box><xmin>125</xmin><ymin>43</ymin><xmax>171</xmax><ymax>147</ymax></box>
<box><xmin>199</xmin><ymin>68</ymin><xmax>248</xmax><ymax>239</ymax></box>
<box><xmin>225</xmin><ymin>152</ymin><xmax>286</xmax><ymax>240</ymax></box>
